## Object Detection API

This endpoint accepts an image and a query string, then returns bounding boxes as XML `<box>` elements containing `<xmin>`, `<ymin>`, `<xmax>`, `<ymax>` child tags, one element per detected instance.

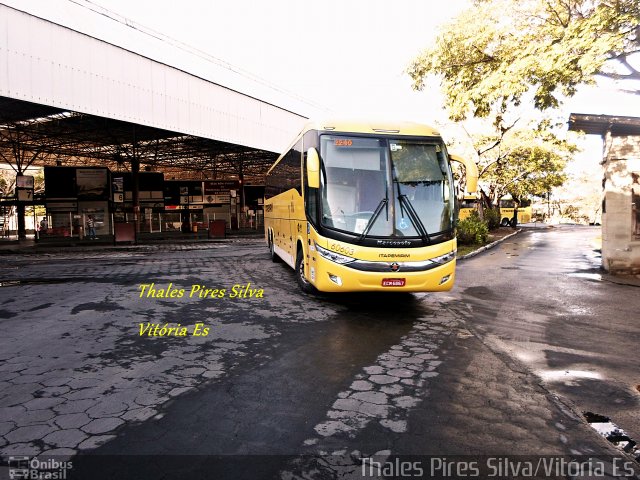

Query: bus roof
<box><xmin>268</xmin><ymin>119</ymin><xmax>444</xmax><ymax>176</ymax></box>
<box><xmin>301</xmin><ymin>119</ymin><xmax>441</xmax><ymax>137</ymax></box>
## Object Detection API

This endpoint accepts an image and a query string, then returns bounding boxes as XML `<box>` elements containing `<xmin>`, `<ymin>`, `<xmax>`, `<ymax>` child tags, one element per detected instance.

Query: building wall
<box><xmin>602</xmin><ymin>133</ymin><xmax>640</xmax><ymax>273</ymax></box>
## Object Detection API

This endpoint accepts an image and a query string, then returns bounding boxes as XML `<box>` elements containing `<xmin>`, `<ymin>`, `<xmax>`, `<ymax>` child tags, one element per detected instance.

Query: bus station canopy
<box><xmin>0</xmin><ymin>96</ymin><xmax>279</xmax><ymax>182</ymax></box>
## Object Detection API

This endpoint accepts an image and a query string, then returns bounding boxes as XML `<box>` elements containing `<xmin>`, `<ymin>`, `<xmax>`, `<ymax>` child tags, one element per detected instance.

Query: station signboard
<box><xmin>204</xmin><ymin>180</ymin><xmax>239</xmax><ymax>193</ymax></box>
<box><xmin>112</xmin><ymin>176</ymin><xmax>124</xmax><ymax>203</ymax></box>
<box><xmin>203</xmin><ymin>180</ymin><xmax>238</xmax><ymax>204</ymax></box>
<box><xmin>205</xmin><ymin>194</ymin><xmax>230</xmax><ymax>204</ymax></box>
<box><xmin>16</xmin><ymin>175</ymin><xmax>35</xmax><ymax>203</ymax></box>
<box><xmin>17</xmin><ymin>189</ymin><xmax>33</xmax><ymax>201</ymax></box>
<box><xmin>46</xmin><ymin>202</ymin><xmax>78</xmax><ymax>212</ymax></box>
<box><xmin>16</xmin><ymin>175</ymin><xmax>34</xmax><ymax>189</ymax></box>
<box><xmin>76</xmin><ymin>168</ymin><xmax>109</xmax><ymax>199</ymax></box>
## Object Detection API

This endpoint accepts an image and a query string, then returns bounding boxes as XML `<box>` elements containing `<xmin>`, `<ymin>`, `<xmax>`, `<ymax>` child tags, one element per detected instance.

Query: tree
<box><xmin>551</xmin><ymin>170</ymin><xmax>603</xmax><ymax>223</ymax></box>
<box><xmin>0</xmin><ymin>169</ymin><xmax>16</xmax><ymax>236</ymax></box>
<box><xmin>407</xmin><ymin>0</ymin><xmax>640</xmax><ymax>121</ymax></box>
<box><xmin>0</xmin><ymin>168</ymin><xmax>15</xmax><ymax>198</ymax></box>
<box><xmin>459</xmin><ymin>120</ymin><xmax>573</xmax><ymax>207</ymax></box>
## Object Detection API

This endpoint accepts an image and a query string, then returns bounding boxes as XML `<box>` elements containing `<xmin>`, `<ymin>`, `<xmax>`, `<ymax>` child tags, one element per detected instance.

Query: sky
<box><xmin>81</xmin><ymin>0</ymin><xmax>470</xmax><ymax>120</ymax></box>
<box><xmin>4</xmin><ymin>0</ymin><xmax>640</xmax><ymax>170</ymax></box>
<box><xmin>4</xmin><ymin>0</ymin><xmax>470</xmax><ymax>121</ymax></box>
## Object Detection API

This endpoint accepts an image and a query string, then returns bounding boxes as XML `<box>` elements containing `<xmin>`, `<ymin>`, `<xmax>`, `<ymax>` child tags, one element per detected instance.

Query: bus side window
<box><xmin>289</xmin><ymin>140</ymin><xmax>302</xmax><ymax>194</ymax></box>
<box><xmin>305</xmin><ymin>161</ymin><xmax>318</xmax><ymax>224</ymax></box>
<box><xmin>303</xmin><ymin>132</ymin><xmax>319</xmax><ymax>226</ymax></box>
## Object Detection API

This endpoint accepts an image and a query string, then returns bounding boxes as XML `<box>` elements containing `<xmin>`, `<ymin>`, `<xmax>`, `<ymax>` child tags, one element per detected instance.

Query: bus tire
<box><xmin>500</xmin><ymin>218</ymin><xmax>510</xmax><ymax>227</ymax></box>
<box><xmin>296</xmin><ymin>248</ymin><xmax>316</xmax><ymax>294</ymax></box>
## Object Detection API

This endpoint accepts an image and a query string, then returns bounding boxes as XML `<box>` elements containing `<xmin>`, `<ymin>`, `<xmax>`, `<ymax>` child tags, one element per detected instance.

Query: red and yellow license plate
<box><xmin>382</xmin><ymin>278</ymin><xmax>406</xmax><ymax>287</ymax></box>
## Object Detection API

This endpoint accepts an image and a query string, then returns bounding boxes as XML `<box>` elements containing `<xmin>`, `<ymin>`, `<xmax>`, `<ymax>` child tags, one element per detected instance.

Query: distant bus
<box><xmin>499</xmin><ymin>197</ymin><xmax>532</xmax><ymax>226</ymax></box>
<box><xmin>457</xmin><ymin>195</ymin><xmax>478</xmax><ymax>221</ymax></box>
<box><xmin>264</xmin><ymin>120</ymin><xmax>478</xmax><ymax>293</ymax></box>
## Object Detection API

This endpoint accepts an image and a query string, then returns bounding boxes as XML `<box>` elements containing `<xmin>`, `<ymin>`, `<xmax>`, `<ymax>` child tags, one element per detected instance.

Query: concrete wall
<box><xmin>602</xmin><ymin>133</ymin><xmax>640</xmax><ymax>274</ymax></box>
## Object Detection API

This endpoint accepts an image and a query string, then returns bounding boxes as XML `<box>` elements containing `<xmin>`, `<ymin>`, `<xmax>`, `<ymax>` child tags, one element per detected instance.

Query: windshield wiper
<box><xmin>357</xmin><ymin>198</ymin><xmax>388</xmax><ymax>242</ymax></box>
<box><xmin>391</xmin><ymin>162</ymin><xmax>430</xmax><ymax>244</ymax></box>
<box><xmin>397</xmin><ymin>194</ymin><xmax>431</xmax><ymax>244</ymax></box>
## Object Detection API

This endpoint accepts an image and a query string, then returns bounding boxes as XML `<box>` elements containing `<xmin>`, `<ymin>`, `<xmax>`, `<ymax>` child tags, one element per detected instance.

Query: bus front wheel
<box><xmin>500</xmin><ymin>218</ymin><xmax>510</xmax><ymax>227</ymax></box>
<box><xmin>296</xmin><ymin>249</ymin><xmax>316</xmax><ymax>294</ymax></box>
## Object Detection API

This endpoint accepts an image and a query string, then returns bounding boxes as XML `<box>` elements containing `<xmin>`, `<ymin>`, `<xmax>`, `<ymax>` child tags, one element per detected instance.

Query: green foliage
<box><xmin>552</xmin><ymin>171</ymin><xmax>603</xmax><ymax>224</ymax></box>
<box><xmin>477</xmin><ymin>123</ymin><xmax>573</xmax><ymax>204</ymax></box>
<box><xmin>457</xmin><ymin>210</ymin><xmax>489</xmax><ymax>245</ymax></box>
<box><xmin>483</xmin><ymin>207</ymin><xmax>501</xmax><ymax>230</ymax></box>
<box><xmin>0</xmin><ymin>169</ymin><xmax>15</xmax><ymax>197</ymax></box>
<box><xmin>33</xmin><ymin>170</ymin><xmax>45</xmax><ymax>194</ymax></box>
<box><xmin>408</xmin><ymin>0</ymin><xmax>640</xmax><ymax>121</ymax></box>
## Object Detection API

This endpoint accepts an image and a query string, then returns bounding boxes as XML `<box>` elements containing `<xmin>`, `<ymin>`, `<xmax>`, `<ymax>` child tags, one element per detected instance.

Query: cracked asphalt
<box><xmin>0</xmin><ymin>228</ymin><xmax>638</xmax><ymax>479</ymax></box>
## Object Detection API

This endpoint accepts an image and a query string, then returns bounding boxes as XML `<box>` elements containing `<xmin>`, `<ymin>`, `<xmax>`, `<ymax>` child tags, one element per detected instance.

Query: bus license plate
<box><xmin>382</xmin><ymin>278</ymin><xmax>405</xmax><ymax>287</ymax></box>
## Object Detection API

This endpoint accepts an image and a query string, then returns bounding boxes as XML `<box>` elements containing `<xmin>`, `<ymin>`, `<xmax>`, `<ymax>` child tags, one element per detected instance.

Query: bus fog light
<box><xmin>328</xmin><ymin>274</ymin><xmax>343</xmax><ymax>286</ymax></box>
<box><xmin>439</xmin><ymin>275</ymin><xmax>451</xmax><ymax>285</ymax></box>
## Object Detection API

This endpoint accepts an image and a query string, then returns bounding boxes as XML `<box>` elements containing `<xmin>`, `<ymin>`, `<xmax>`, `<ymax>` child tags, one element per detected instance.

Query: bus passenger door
<box><xmin>289</xmin><ymin>189</ymin><xmax>306</xmax><ymax>261</ymax></box>
<box><xmin>280</xmin><ymin>193</ymin><xmax>293</xmax><ymax>267</ymax></box>
<box><xmin>272</xmin><ymin>192</ymin><xmax>292</xmax><ymax>266</ymax></box>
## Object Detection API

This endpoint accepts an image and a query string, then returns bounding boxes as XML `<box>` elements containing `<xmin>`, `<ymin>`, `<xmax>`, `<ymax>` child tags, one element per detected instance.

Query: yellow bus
<box><xmin>498</xmin><ymin>197</ymin><xmax>532</xmax><ymax>226</ymax></box>
<box><xmin>264</xmin><ymin>120</ymin><xmax>477</xmax><ymax>293</ymax></box>
<box><xmin>457</xmin><ymin>195</ymin><xmax>478</xmax><ymax>221</ymax></box>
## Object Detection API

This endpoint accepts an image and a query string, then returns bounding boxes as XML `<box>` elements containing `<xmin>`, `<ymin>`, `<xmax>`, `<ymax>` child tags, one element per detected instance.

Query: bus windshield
<box><xmin>319</xmin><ymin>135</ymin><xmax>454</xmax><ymax>239</ymax></box>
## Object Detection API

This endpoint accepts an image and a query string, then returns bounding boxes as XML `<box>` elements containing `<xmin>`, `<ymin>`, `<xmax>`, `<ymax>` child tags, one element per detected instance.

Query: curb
<box><xmin>601</xmin><ymin>274</ymin><xmax>640</xmax><ymax>289</ymax></box>
<box><xmin>459</xmin><ymin>229</ymin><xmax>522</xmax><ymax>260</ymax></box>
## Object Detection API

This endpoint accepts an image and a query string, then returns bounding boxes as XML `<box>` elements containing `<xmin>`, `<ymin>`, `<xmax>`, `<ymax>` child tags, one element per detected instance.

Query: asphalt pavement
<box><xmin>0</xmin><ymin>225</ymin><xmax>638</xmax><ymax>480</ymax></box>
<box><xmin>452</xmin><ymin>225</ymin><xmax>640</xmax><ymax>453</ymax></box>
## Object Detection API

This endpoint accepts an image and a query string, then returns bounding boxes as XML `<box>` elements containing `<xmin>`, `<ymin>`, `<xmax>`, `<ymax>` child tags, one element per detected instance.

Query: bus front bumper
<box><xmin>310</xmin><ymin>256</ymin><xmax>456</xmax><ymax>293</ymax></box>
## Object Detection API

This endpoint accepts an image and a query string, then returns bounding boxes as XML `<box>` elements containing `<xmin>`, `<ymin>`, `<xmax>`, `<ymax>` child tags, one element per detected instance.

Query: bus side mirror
<box><xmin>449</xmin><ymin>153</ymin><xmax>478</xmax><ymax>194</ymax></box>
<box><xmin>307</xmin><ymin>148</ymin><xmax>320</xmax><ymax>188</ymax></box>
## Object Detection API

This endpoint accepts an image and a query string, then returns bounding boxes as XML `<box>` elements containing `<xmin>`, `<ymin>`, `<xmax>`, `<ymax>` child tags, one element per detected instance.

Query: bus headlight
<box><xmin>431</xmin><ymin>251</ymin><xmax>456</xmax><ymax>265</ymax></box>
<box><xmin>315</xmin><ymin>243</ymin><xmax>355</xmax><ymax>265</ymax></box>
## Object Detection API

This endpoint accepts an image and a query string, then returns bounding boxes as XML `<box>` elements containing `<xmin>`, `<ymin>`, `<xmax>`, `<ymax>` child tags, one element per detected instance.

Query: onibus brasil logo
<box><xmin>6</xmin><ymin>456</ymin><xmax>73</xmax><ymax>479</ymax></box>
